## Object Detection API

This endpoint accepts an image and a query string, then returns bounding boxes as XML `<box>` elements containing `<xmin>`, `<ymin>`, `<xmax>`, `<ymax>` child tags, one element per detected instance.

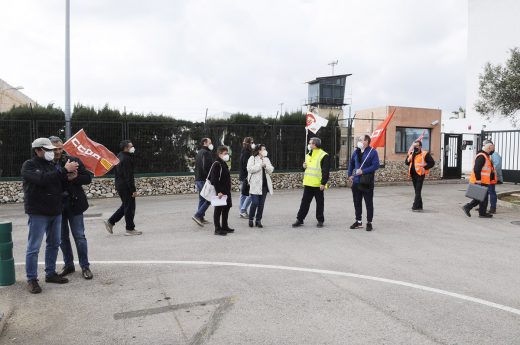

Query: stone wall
<box><xmin>0</xmin><ymin>161</ymin><xmax>440</xmax><ymax>204</ymax></box>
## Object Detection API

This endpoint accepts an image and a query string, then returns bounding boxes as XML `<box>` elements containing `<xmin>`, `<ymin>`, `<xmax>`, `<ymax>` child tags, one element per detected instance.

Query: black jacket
<box><xmin>405</xmin><ymin>150</ymin><xmax>435</xmax><ymax>177</ymax></box>
<box><xmin>239</xmin><ymin>148</ymin><xmax>251</xmax><ymax>181</ymax></box>
<box><xmin>21</xmin><ymin>156</ymin><xmax>68</xmax><ymax>216</ymax></box>
<box><xmin>195</xmin><ymin>147</ymin><xmax>213</xmax><ymax>181</ymax></box>
<box><xmin>57</xmin><ymin>155</ymin><xmax>92</xmax><ymax>215</ymax></box>
<box><xmin>210</xmin><ymin>158</ymin><xmax>232</xmax><ymax>206</ymax></box>
<box><xmin>114</xmin><ymin>152</ymin><xmax>136</xmax><ymax>192</ymax></box>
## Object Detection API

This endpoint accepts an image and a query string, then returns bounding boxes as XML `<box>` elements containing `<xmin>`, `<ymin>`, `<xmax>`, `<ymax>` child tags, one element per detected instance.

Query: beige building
<box><xmin>0</xmin><ymin>78</ymin><xmax>35</xmax><ymax>112</ymax></box>
<box><xmin>346</xmin><ymin>106</ymin><xmax>442</xmax><ymax>163</ymax></box>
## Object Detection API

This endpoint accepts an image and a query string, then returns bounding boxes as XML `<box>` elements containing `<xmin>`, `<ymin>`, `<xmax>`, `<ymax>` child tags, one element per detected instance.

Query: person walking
<box><xmin>211</xmin><ymin>146</ymin><xmax>234</xmax><ymax>236</ymax></box>
<box><xmin>49</xmin><ymin>137</ymin><xmax>93</xmax><ymax>280</ymax></box>
<box><xmin>462</xmin><ymin>140</ymin><xmax>496</xmax><ymax>218</ymax></box>
<box><xmin>292</xmin><ymin>137</ymin><xmax>330</xmax><ymax>228</ymax></box>
<box><xmin>404</xmin><ymin>140</ymin><xmax>435</xmax><ymax>211</ymax></box>
<box><xmin>238</xmin><ymin>137</ymin><xmax>255</xmax><ymax>218</ymax></box>
<box><xmin>489</xmin><ymin>141</ymin><xmax>503</xmax><ymax>214</ymax></box>
<box><xmin>104</xmin><ymin>140</ymin><xmax>142</xmax><ymax>235</ymax></box>
<box><xmin>247</xmin><ymin>144</ymin><xmax>274</xmax><ymax>228</ymax></box>
<box><xmin>192</xmin><ymin>138</ymin><xmax>214</xmax><ymax>226</ymax></box>
<box><xmin>22</xmin><ymin>138</ymin><xmax>79</xmax><ymax>293</ymax></box>
<box><xmin>348</xmin><ymin>135</ymin><xmax>380</xmax><ymax>231</ymax></box>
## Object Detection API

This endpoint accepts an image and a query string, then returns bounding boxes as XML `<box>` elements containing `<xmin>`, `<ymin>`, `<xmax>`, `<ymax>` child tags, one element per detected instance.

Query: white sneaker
<box><xmin>125</xmin><ymin>230</ymin><xmax>142</xmax><ymax>236</ymax></box>
<box><xmin>104</xmin><ymin>220</ymin><xmax>114</xmax><ymax>234</ymax></box>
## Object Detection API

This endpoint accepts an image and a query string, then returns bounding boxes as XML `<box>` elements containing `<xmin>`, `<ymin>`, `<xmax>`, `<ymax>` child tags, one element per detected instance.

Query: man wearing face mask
<box><xmin>192</xmin><ymin>138</ymin><xmax>214</xmax><ymax>226</ymax></box>
<box><xmin>21</xmin><ymin>138</ymin><xmax>79</xmax><ymax>293</ymax></box>
<box><xmin>211</xmin><ymin>146</ymin><xmax>234</xmax><ymax>236</ymax></box>
<box><xmin>292</xmin><ymin>137</ymin><xmax>330</xmax><ymax>228</ymax></box>
<box><xmin>488</xmin><ymin>142</ymin><xmax>502</xmax><ymax>214</ymax></box>
<box><xmin>404</xmin><ymin>140</ymin><xmax>435</xmax><ymax>211</ymax></box>
<box><xmin>49</xmin><ymin>136</ymin><xmax>93</xmax><ymax>280</ymax></box>
<box><xmin>105</xmin><ymin>140</ymin><xmax>142</xmax><ymax>235</ymax></box>
<box><xmin>348</xmin><ymin>135</ymin><xmax>380</xmax><ymax>231</ymax></box>
<box><xmin>238</xmin><ymin>137</ymin><xmax>255</xmax><ymax>218</ymax></box>
<box><xmin>462</xmin><ymin>140</ymin><xmax>496</xmax><ymax>218</ymax></box>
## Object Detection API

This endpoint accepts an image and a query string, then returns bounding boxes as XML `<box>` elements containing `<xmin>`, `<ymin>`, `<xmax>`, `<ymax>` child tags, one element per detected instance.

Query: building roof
<box><xmin>306</xmin><ymin>74</ymin><xmax>352</xmax><ymax>84</ymax></box>
<box><xmin>0</xmin><ymin>78</ymin><xmax>36</xmax><ymax>112</ymax></box>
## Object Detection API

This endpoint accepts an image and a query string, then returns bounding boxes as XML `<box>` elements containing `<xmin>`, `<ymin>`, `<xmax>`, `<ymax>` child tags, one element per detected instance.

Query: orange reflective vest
<box><xmin>408</xmin><ymin>151</ymin><xmax>430</xmax><ymax>177</ymax></box>
<box><xmin>469</xmin><ymin>152</ymin><xmax>497</xmax><ymax>185</ymax></box>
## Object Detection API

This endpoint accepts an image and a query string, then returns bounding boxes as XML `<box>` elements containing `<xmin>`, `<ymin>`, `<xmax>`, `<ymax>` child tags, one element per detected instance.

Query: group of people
<box><xmin>21</xmin><ymin>137</ymin><xmax>140</xmax><ymax>294</ymax></box>
<box><xmin>20</xmin><ymin>132</ymin><xmax>503</xmax><ymax>294</ymax></box>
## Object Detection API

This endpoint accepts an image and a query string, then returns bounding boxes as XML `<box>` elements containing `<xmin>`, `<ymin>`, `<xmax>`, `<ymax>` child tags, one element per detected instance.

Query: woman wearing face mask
<box><xmin>347</xmin><ymin>135</ymin><xmax>380</xmax><ymax>231</ymax></box>
<box><xmin>211</xmin><ymin>146</ymin><xmax>234</xmax><ymax>236</ymax></box>
<box><xmin>246</xmin><ymin>144</ymin><xmax>274</xmax><ymax>228</ymax></box>
<box><xmin>404</xmin><ymin>140</ymin><xmax>435</xmax><ymax>211</ymax></box>
<box><xmin>238</xmin><ymin>137</ymin><xmax>255</xmax><ymax>218</ymax></box>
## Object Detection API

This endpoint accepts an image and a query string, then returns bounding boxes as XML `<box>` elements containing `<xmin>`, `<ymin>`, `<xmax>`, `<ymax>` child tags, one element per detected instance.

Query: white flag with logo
<box><xmin>305</xmin><ymin>112</ymin><xmax>328</xmax><ymax>134</ymax></box>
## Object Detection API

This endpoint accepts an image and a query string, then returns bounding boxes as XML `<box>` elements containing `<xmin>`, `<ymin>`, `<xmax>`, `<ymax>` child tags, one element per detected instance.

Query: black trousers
<box><xmin>352</xmin><ymin>183</ymin><xmax>374</xmax><ymax>223</ymax></box>
<box><xmin>214</xmin><ymin>205</ymin><xmax>231</xmax><ymax>230</ymax></box>
<box><xmin>465</xmin><ymin>183</ymin><xmax>489</xmax><ymax>216</ymax></box>
<box><xmin>296</xmin><ymin>186</ymin><xmax>324</xmax><ymax>223</ymax></box>
<box><xmin>411</xmin><ymin>174</ymin><xmax>425</xmax><ymax>209</ymax></box>
<box><xmin>109</xmin><ymin>188</ymin><xmax>136</xmax><ymax>230</ymax></box>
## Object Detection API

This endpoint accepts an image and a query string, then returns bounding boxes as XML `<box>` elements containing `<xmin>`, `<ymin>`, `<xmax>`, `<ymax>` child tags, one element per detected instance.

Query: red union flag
<box><xmin>370</xmin><ymin>108</ymin><xmax>396</xmax><ymax>148</ymax></box>
<box><xmin>306</xmin><ymin>112</ymin><xmax>328</xmax><ymax>134</ymax></box>
<box><xmin>63</xmin><ymin>129</ymin><xmax>119</xmax><ymax>177</ymax></box>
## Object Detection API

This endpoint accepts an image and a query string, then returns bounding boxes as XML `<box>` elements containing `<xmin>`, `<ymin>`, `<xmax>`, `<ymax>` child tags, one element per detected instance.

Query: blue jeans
<box><xmin>26</xmin><ymin>214</ymin><xmax>62</xmax><ymax>281</ymax></box>
<box><xmin>239</xmin><ymin>181</ymin><xmax>251</xmax><ymax>214</ymax></box>
<box><xmin>488</xmin><ymin>184</ymin><xmax>497</xmax><ymax>209</ymax></box>
<box><xmin>61</xmin><ymin>210</ymin><xmax>89</xmax><ymax>270</ymax></box>
<box><xmin>249</xmin><ymin>192</ymin><xmax>268</xmax><ymax>222</ymax></box>
<box><xmin>194</xmin><ymin>180</ymin><xmax>210</xmax><ymax>218</ymax></box>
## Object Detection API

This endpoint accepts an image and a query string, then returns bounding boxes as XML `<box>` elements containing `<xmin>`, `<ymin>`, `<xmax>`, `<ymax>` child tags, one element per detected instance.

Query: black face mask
<box><xmin>413</xmin><ymin>148</ymin><xmax>420</xmax><ymax>153</ymax></box>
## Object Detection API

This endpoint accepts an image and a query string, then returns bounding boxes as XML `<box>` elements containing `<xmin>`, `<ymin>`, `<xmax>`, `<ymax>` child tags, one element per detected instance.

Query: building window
<box><xmin>395</xmin><ymin>127</ymin><xmax>431</xmax><ymax>153</ymax></box>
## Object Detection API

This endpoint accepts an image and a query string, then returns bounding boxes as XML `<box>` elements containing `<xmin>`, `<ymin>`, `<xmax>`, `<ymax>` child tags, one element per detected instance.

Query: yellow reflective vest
<box><xmin>303</xmin><ymin>148</ymin><xmax>328</xmax><ymax>187</ymax></box>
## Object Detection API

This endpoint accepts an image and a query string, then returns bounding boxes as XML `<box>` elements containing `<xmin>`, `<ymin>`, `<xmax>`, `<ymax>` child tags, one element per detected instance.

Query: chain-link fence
<box><xmin>0</xmin><ymin>120</ymin><xmax>341</xmax><ymax>177</ymax></box>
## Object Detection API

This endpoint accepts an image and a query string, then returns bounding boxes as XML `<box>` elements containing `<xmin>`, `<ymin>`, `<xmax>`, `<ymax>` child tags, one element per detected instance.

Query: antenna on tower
<box><xmin>328</xmin><ymin>60</ymin><xmax>338</xmax><ymax>75</ymax></box>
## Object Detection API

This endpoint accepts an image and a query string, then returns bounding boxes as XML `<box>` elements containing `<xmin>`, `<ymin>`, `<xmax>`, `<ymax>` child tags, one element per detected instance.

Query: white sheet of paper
<box><xmin>211</xmin><ymin>195</ymin><xmax>228</xmax><ymax>206</ymax></box>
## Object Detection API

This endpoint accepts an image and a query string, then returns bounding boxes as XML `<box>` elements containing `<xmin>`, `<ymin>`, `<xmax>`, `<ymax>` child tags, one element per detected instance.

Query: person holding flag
<box><xmin>404</xmin><ymin>139</ymin><xmax>435</xmax><ymax>211</ymax></box>
<box><xmin>347</xmin><ymin>108</ymin><xmax>395</xmax><ymax>231</ymax></box>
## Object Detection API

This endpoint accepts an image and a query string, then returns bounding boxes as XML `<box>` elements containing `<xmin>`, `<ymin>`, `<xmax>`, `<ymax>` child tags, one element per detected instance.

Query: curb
<box><xmin>497</xmin><ymin>191</ymin><xmax>520</xmax><ymax>210</ymax></box>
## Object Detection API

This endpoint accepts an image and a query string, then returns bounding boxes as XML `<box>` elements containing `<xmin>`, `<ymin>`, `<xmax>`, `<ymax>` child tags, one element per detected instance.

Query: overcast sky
<box><xmin>0</xmin><ymin>0</ymin><xmax>467</xmax><ymax>121</ymax></box>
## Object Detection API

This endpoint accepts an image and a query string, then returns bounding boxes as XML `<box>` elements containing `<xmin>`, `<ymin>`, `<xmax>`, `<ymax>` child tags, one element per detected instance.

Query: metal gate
<box><xmin>482</xmin><ymin>130</ymin><xmax>520</xmax><ymax>183</ymax></box>
<box><xmin>443</xmin><ymin>133</ymin><xmax>462</xmax><ymax>179</ymax></box>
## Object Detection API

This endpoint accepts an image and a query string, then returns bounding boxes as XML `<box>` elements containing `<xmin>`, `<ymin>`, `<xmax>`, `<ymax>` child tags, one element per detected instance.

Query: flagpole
<box><xmin>305</xmin><ymin>128</ymin><xmax>308</xmax><ymax>156</ymax></box>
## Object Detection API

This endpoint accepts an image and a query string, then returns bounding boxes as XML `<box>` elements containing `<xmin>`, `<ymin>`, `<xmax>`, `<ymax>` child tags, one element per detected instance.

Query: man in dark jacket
<box><xmin>49</xmin><ymin>137</ymin><xmax>93</xmax><ymax>280</ymax></box>
<box><xmin>192</xmin><ymin>138</ymin><xmax>214</xmax><ymax>226</ymax></box>
<box><xmin>105</xmin><ymin>140</ymin><xmax>142</xmax><ymax>235</ymax></box>
<box><xmin>238</xmin><ymin>137</ymin><xmax>255</xmax><ymax>218</ymax></box>
<box><xmin>22</xmin><ymin>137</ymin><xmax>79</xmax><ymax>294</ymax></box>
<box><xmin>404</xmin><ymin>140</ymin><xmax>435</xmax><ymax>211</ymax></box>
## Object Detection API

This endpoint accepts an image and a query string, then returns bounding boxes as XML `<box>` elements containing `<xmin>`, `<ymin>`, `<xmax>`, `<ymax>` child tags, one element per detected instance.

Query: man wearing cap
<box><xmin>21</xmin><ymin>138</ymin><xmax>79</xmax><ymax>294</ymax></box>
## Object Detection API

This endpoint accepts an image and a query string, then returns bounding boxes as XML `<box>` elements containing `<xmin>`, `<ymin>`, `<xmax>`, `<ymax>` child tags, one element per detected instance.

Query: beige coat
<box><xmin>247</xmin><ymin>155</ymin><xmax>274</xmax><ymax>195</ymax></box>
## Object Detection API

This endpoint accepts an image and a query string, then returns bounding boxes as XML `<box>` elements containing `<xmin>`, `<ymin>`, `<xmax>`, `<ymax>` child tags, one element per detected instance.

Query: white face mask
<box><xmin>129</xmin><ymin>147</ymin><xmax>136</xmax><ymax>154</ymax></box>
<box><xmin>222</xmin><ymin>154</ymin><xmax>230</xmax><ymax>162</ymax></box>
<box><xmin>208</xmin><ymin>144</ymin><xmax>214</xmax><ymax>151</ymax></box>
<box><xmin>250</xmin><ymin>143</ymin><xmax>256</xmax><ymax>150</ymax></box>
<box><xmin>307</xmin><ymin>144</ymin><xmax>313</xmax><ymax>151</ymax></box>
<box><xmin>261</xmin><ymin>150</ymin><xmax>268</xmax><ymax>157</ymax></box>
<box><xmin>357</xmin><ymin>142</ymin><xmax>364</xmax><ymax>150</ymax></box>
<box><xmin>44</xmin><ymin>151</ymin><xmax>55</xmax><ymax>161</ymax></box>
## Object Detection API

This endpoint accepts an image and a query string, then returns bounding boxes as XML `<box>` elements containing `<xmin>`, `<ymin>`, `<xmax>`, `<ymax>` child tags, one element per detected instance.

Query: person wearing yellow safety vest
<box><xmin>462</xmin><ymin>141</ymin><xmax>497</xmax><ymax>218</ymax></box>
<box><xmin>292</xmin><ymin>137</ymin><xmax>330</xmax><ymax>228</ymax></box>
<box><xmin>404</xmin><ymin>140</ymin><xmax>435</xmax><ymax>212</ymax></box>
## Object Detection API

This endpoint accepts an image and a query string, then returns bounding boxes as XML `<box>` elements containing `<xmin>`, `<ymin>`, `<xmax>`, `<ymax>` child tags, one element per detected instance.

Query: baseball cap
<box><xmin>31</xmin><ymin>137</ymin><xmax>57</xmax><ymax>150</ymax></box>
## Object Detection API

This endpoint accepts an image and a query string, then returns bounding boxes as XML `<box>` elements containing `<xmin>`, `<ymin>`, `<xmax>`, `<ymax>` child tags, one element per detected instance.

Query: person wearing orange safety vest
<box><xmin>404</xmin><ymin>140</ymin><xmax>435</xmax><ymax>211</ymax></box>
<box><xmin>462</xmin><ymin>141</ymin><xmax>497</xmax><ymax>218</ymax></box>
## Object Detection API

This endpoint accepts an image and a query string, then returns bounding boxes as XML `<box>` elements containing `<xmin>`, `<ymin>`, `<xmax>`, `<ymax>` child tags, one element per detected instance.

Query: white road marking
<box><xmin>14</xmin><ymin>260</ymin><xmax>520</xmax><ymax>316</ymax></box>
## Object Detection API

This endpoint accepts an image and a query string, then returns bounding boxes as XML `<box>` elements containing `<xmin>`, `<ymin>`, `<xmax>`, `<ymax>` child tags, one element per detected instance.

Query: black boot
<box><xmin>214</xmin><ymin>227</ymin><xmax>227</xmax><ymax>236</ymax></box>
<box><xmin>255</xmin><ymin>221</ymin><xmax>263</xmax><ymax>228</ymax></box>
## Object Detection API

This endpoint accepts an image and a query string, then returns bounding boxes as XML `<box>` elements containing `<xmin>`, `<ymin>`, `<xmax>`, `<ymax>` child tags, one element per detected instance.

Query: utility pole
<box><xmin>64</xmin><ymin>0</ymin><xmax>71</xmax><ymax>139</ymax></box>
<box><xmin>328</xmin><ymin>60</ymin><xmax>338</xmax><ymax>76</ymax></box>
<box><xmin>279</xmin><ymin>102</ymin><xmax>283</xmax><ymax>117</ymax></box>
